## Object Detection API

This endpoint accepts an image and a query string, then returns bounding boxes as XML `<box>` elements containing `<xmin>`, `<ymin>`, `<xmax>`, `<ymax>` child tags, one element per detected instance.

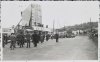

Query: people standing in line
<box><xmin>10</xmin><ymin>33</ymin><xmax>16</xmax><ymax>50</ymax></box>
<box><xmin>25</xmin><ymin>31</ymin><xmax>31</xmax><ymax>48</ymax></box>
<box><xmin>32</xmin><ymin>31</ymin><xmax>39</xmax><ymax>47</ymax></box>
<box><xmin>55</xmin><ymin>33</ymin><xmax>59</xmax><ymax>42</ymax></box>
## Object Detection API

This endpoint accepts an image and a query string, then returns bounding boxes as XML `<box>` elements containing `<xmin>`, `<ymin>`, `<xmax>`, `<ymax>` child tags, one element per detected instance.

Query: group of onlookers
<box><xmin>3</xmin><ymin>31</ymin><xmax>59</xmax><ymax>50</ymax></box>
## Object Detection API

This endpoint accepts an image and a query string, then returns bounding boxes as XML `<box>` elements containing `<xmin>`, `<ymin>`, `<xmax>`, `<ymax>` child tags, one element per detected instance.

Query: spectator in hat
<box><xmin>55</xmin><ymin>33</ymin><xmax>59</xmax><ymax>42</ymax></box>
<box><xmin>25</xmin><ymin>31</ymin><xmax>31</xmax><ymax>48</ymax></box>
<box><xmin>32</xmin><ymin>31</ymin><xmax>39</xmax><ymax>47</ymax></box>
<box><xmin>10</xmin><ymin>33</ymin><xmax>16</xmax><ymax>50</ymax></box>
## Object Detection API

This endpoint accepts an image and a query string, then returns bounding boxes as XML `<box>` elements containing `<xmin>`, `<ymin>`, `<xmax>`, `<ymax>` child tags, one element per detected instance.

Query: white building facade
<box><xmin>31</xmin><ymin>4</ymin><xmax>42</xmax><ymax>26</ymax></box>
<box><xmin>21</xmin><ymin>4</ymin><xmax>51</xmax><ymax>32</ymax></box>
<box><xmin>22</xmin><ymin>4</ymin><xmax>42</xmax><ymax>28</ymax></box>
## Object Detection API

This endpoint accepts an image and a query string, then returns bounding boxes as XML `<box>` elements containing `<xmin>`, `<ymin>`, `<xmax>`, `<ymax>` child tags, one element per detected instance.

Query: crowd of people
<box><xmin>88</xmin><ymin>28</ymin><xmax>98</xmax><ymax>46</ymax></box>
<box><xmin>3</xmin><ymin>31</ymin><xmax>59</xmax><ymax>50</ymax></box>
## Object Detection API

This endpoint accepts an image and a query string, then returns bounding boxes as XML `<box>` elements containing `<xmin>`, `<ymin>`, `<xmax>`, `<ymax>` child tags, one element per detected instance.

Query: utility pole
<box><xmin>53</xmin><ymin>19</ymin><xmax>55</xmax><ymax>34</ymax></box>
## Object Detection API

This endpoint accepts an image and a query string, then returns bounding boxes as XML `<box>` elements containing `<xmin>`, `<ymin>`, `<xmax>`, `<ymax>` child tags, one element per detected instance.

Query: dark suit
<box><xmin>40</xmin><ymin>34</ymin><xmax>45</xmax><ymax>43</ymax></box>
<box><xmin>46</xmin><ymin>34</ymin><xmax>49</xmax><ymax>41</ymax></box>
<box><xmin>32</xmin><ymin>33</ymin><xmax>39</xmax><ymax>47</ymax></box>
<box><xmin>4</xmin><ymin>35</ymin><xmax>8</xmax><ymax>44</ymax></box>
<box><xmin>17</xmin><ymin>34</ymin><xmax>24</xmax><ymax>48</ymax></box>
<box><xmin>26</xmin><ymin>33</ymin><xmax>31</xmax><ymax>48</ymax></box>
<box><xmin>55</xmin><ymin>34</ymin><xmax>59</xmax><ymax>42</ymax></box>
<box><xmin>10</xmin><ymin>35</ymin><xmax>16</xmax><ymax>50</ymax></box>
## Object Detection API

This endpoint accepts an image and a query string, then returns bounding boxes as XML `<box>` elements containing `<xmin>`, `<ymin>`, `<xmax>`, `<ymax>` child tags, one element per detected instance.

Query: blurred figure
<box><xmin>3</xmin><ymin>35</ymin><xmax>5</xmax><ymax>48</ymax></box>
<box><xmin>4</xmin><ymin>34</ymin><xmax>8</xmax><ymax>44</ymax></box>
<box><xmin>40</xmin><ymin>32</ymin><xmax>45</xmax><ymax>43</ymax></box>
<box><xmin>25</xmin><ymin>31</ymin><xmax>31</xmax><ymax>48</ymax></box>
<box><xmin>16</xmin><ymin>35</ymin><xmax>19</xmax><ymax>46</ymax></box>
<box><xmin>38</xmin><ymin>32</ymin><xmax>41</xmax><ymax>43</ymax></box>
<box><xmin>10</xmin><ymin>33</ymin><xmax>16</xmax><ymax>50</ymax></box>
<box><xmin>43</xmin><ymin>34</ymin><xmax>45</xmax><ymax>42</ymax></box>
<box><xmin>51</xmin><ymin>34</ymin><xmax>54</xmax><ymax>40</ymax></box>
<box><xmin>17</xmin><ymin>32</ymin><xmax>24</xmax><ymax>48</ymax></box>
<box><xmin>55</xmin><ymin>33</ymin><xmax>59</xmax><ymax>42</ymax></box>
<box><xmin>32</xmin><ymin>31</ymin><xmax>39</xmax><ymax>47</ymax></box>
<box><xmin>46</xmin><ymin>34</ymin><xmax>49</xmax><ymax>41</ymax></box>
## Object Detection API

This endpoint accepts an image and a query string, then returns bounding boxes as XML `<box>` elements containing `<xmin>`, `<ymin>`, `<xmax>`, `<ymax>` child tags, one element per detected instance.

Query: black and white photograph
<box><xmin>1</xmin><ymin>1</ymin><xmax>99</xmax><ymax>61</ymax></box>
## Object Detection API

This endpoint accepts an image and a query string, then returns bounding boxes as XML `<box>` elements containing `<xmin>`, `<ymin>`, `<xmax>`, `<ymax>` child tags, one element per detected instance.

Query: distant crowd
<box><xmin>3</xmin><ymin>31</ymin><xmax>59</xmax><ymax>50</ymax></box>
<box><xmin>3</xmin><ymin>28</ymin><xmax>98</xmax><ymax>50</ymax></box>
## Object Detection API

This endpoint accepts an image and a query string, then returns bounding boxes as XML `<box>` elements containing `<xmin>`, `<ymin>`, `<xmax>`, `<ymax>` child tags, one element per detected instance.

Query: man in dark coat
<box><xmin>55</xmin><ymin>33</ymin><xmax>59</xmax><ymax>42</ymax></box>
<box><xmin>32</xmin><ymin>31</ymin><xmax>39</xmax><ymax>47</ymax></box>
<box><xmin>46</xmin><ymin>34</ymin><xmax>49</xmax><ymax>41</ymax></box>
<box><xmin>3</xmin><ymin>35</ymin><xmax>5</xmax><ymax>48</ymax></box>
<box><xmin>4</xmin><ymin>34</ymin><xmax>8</xmax><ymax>44</ymax></box>
<box><xmin>17</xmin><ymin>32</ymin><xmax>24</xmax><ymax>48</ymax></box>
<box><xmin>43</xmin><ymin>34</ymin><xmax>45</xmax><ymax>42</ymax></box>
<box><xmin>10</xmin><ymin>33</ymin><xmax>16</xmax><ymax>50</ymax></box>
<box><xmin>25</xmin><ymin>32</ymin><xmax>31</xmax><ymax>48</ymax></box>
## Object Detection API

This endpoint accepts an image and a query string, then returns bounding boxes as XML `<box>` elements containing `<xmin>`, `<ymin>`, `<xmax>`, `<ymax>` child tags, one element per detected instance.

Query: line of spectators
<box><xmin>3</xmin><ymin>31</ymin><xmax>59</xmax><ymax>50</ymax></box>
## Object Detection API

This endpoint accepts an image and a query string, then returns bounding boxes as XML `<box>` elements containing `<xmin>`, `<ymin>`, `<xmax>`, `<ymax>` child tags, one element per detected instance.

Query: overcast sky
<box><xmin>1</xmin><ymin>1</ymin><xmax>99</xmax><ymax>29</ymax></box>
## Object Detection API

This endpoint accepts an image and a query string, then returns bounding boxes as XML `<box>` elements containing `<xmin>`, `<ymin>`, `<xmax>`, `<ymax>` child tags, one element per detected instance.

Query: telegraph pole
<box><xmin>53</xmin><ymin>19</ymin><xmax>55</xmax><ymax>34</ymax></box>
